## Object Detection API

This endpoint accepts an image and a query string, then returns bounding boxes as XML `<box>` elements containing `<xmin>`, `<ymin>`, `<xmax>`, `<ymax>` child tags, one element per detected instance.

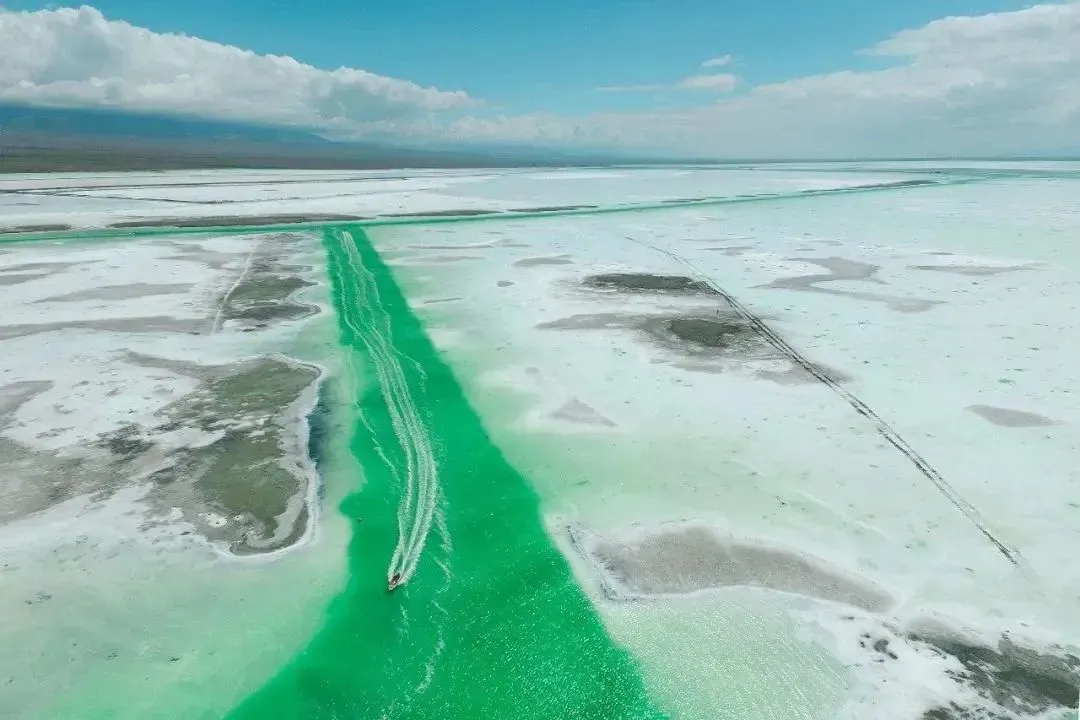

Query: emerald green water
<box><xmin>228</xmin><ymin>226</ymin><xmax>666</xmax><ymax>719</ymax></box>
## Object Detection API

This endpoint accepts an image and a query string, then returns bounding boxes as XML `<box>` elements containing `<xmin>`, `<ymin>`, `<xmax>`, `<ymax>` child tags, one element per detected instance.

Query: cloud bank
<box><xmin>0</xmin><ymin>5</ymin><xmax>472</xmax><ymax>127</ymax></box>
<box><xmin>1</xmin><ymin>2</ymin><xmax>1078</xmax><ymax>158</ymax></box>
<box><xmin>432</xmin><ymin>1</ymin><xmax>1080</xmax><ymax>158</ymax></box>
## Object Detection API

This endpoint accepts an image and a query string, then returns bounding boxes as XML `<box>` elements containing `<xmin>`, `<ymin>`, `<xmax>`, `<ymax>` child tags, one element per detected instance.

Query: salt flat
<box><xmin>0</xmin><ymin>227</ymin><xmax>350</xmax><ymax>718</ymax></box>
<box><xmin>371</xmin><ymin>164</ymin><xmax>1080</xmax><ymax>720</ymax></box>
<box><xmin>0</xmin><ymin>164</ymin><xmax>951</xmax><ymax>232</ymax></box>
<box><xmin>1</xmin><ymin>162</ymin><xmax>1077</xmax><ymax>720</ymax></box>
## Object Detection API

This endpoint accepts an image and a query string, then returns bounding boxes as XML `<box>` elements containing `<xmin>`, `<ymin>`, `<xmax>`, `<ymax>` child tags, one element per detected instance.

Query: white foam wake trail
<box><xmin>334</xmin><ymin>230</ymin><xmax>439</xmax><ymax>587</ymax></box>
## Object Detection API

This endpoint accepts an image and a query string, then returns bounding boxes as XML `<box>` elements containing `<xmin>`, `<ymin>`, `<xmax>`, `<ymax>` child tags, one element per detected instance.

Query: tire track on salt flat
<box><xmin>624</xmin><ymin>235</ymin><xmax>1029</xmax><ymax>574</ymax></box>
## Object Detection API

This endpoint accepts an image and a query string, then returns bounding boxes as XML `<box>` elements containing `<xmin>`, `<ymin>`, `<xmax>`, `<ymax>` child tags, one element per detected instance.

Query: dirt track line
<box><xmin>627</xmin><ymin>235</ymin><xmax>1028</xmax><ymax>573</ymax></box>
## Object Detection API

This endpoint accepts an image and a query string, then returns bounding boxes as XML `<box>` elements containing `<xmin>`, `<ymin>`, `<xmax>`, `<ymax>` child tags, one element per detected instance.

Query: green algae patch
<box><xmin>228</xmin><ymin>226</ymin><xmax>666</xmax><ymax>720</ymax></box>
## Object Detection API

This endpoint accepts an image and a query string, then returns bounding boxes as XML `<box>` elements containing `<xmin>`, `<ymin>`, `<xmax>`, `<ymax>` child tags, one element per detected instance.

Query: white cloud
<box><xmin>0</xmin><ymin>5</ymin><xmax>472</xmax><ymax>126</ymax></box>
<box><xmin>701</xmin><ymin>55</ymin><xmax>733</xmax><ymax>68</ymax></box>
<box><xmin>598</xmin><ymin>73</ymin><xmax>738</xmax><ymax>93</ymax></box>
<box><xmin>443</xmin><ymin>1</ymin><xmax>1080</xmax><ymax>158</ymax></box>
<box><xmin>596</xmin><ymin>84</ymin><xmax>666</xmax><ymax>93</ymax></box>
<box><xmin>676</xmin><ymin>74</ymin><xmax>738</xmax><ymax>91</ymax></box>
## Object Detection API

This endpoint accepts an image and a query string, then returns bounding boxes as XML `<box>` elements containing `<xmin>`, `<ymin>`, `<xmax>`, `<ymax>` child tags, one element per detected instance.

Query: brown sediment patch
<box><xmin>574</xmin><ymin>523</ymin><xmax>892</xmax><ymax>611</ymax></box>
<box><xmin>911</xmin><ymin>264</ymin><xmax>1036</xmax><ymax>277</ymax></box>
<box><xmin>582</xmin><ymin>273</ymin><xmax>716</xmax><ymax>296</ymax></box>
<box><xmin>36</xmin><ymin>283</ymin><xmax>196</xmax><ymax>303</ymax></box>
<box><xmin>0</xmin><ymin>272</ymin><xmax>49</xmax><ymax>286</ymax></box>
<box><xmin>0</xmin><ymin>316</ymin><xmax>205</xmax><ymax>341</ymax></box>
<box><xmin>764</xmin><ymin>256</ymin><xmax>943</xmax><ymax>313</ymax></box>
<box><xmin>550</xmin><ymin>398</ymin><xmax>616</xmax><ymax>427</ymax></box>
<box><xmin>514</xmin><ymin>255</ymin><xmax>573</xmax><ymax>267</ymax></box>
<box><xmin>967</xmin><ymin>405</ymin><xmax>1058</xmax><ymax>428</ymax></box>
<box><xmin>109</xmin><ymin>213</ymin><xmax>365</xmax><ymax>229</ymax></box>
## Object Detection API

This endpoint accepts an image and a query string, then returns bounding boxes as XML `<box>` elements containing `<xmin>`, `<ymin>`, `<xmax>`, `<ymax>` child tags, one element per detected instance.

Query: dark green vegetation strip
<box><xmin>228</xmin><ymin>226</ymin><xmax>666</xmax><ymax>720</ymax></box>
<box><xmin>0</xmin><ymin>174</ymin><xmax>991</xmax><ymax>246</ymax></box>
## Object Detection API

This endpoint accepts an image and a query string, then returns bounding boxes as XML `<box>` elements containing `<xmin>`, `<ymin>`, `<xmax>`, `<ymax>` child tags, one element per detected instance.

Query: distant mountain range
<box><xmin>0</xmin><ymin>104</ymin><xmax>682</xmax><ymax>172</ymax></box>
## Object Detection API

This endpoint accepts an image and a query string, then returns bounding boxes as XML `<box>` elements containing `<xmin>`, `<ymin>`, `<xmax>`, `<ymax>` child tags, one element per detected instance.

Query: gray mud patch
<box><xmin>967</xmin><ymin>405</ymin><xmax>1059</xmax><ymax>428</ymax></box>
<box><xmin>915</xmin><ymin>633</ymin><xmax>1080</xmax><ymax>719</ymax></box>
<box><xmin>381</xmin><ymin>209</ymin><xmax>499</xmax><ymax>218</ymax></box>
<box><xmin>0</xmin><ymin>261</ymin><xmax>84</xmax><ymax>273</ymax></box>
<box><xmin>0</xmin><ymin>273</ymin><xmax>48</xmax><ymax>286</ymax></box>
<box><xmin>912</xmin><ymin>264</ymin><xmax>1036</xmax><ymax>277</ymax></box>
<box><xmin>163</xmin><ymin>240</ymin><xmax>248</xmax><ymax>270</ymax></box>
<box><xmin>0</xmin><ymin>316</ymin><xmax>204</xmax><ymax>341</ymax></box>
<box><xmin>550</xmin><ymin>398</ymin><xmax>616</xmax><ymax>427</ymax></box>
<box><xmin>0</xmin><ymin>356</ymin><xmax>321</xmax><ymax>551</ymax></box>
<box><xmin>0</xmin><ymin>381</ymin><xmax>53</xmax><ymax>428</ymax></box>
<box><xmin>416</xmin><ymin>297</ymin><xmax>462</xmax><ymax>306</ymax></box>
<box><xmin>215</xmin><ymin>234</ymin><xmax>318</xmax><ymax>331</ymax></box>
<box><xmin>0</xmin><ymin>437</ymin><xmax>98</xmax><ymax>523</ymax></box>
<box><xmin>704</xmin><ymin>245</ymin><xmax>756</xmax><ymax>256</ymax></box>
<box><xmin>575</xmin><ymin>523</ymin><xmax>892</xmax><ymax>611</ymax></box>
<box><xmin>514</xmin><ymin>255</ymin><xmax>573</xmax><ymax>267</ymax></box>
<box><xmin>583</xmin><ymin>273</ymin><xmax>716</xmax><ymax>296</ymax></box>
<box><xmin>509</xmin><ymin>205</ymin><xmax>598</xmax><ymax>213</ymax></box>
<box><xmin>97</xmin><ymin>355</ymin><xmax>321</xmax><ymax>555</ymax></box>
<box><xmin>0</xmin><ymin>224</ymin><xmax>72</xmax><ymax>235</ymax></box>
<box><xmin>36</xmin><ymin>283</ymin><xmax>195</xmax><ymax>303</ymax></box>
<box><xmin>566</xmin><ymin>271</ymin><xmax>845</xmax><ymax>380</ymax></box>
<box><xmin>765</xmin><ymin>256</ymin><xmax>944</xmax><ymax>313</ymax></box>
<box><xmin>109</xmin><ymin>213</ymin><xmax>365</xmax><ymax>229</ymax></box>
<box><xmin>538</xmin><ymin>311</ymin><xmax>778</xmax><ymax>372</ymax></box>
<box><xmin>649</xmin><ymin>316</ymin><xmax>761</xmax><ymax>351</ymax></box>
<box><xmin>402</xmin><ymin>254</ymin><xmax>483</xmax><ymax>264</ymax></box>
<box><xmin>754</xmin><ymin>363</ymin><xmax>851</xmax><ymax>386</ymax></box>
<box><xmin>837</xmin><ymin>613</ymin><xmax>1080</xmax><ymax>719</ymax></box>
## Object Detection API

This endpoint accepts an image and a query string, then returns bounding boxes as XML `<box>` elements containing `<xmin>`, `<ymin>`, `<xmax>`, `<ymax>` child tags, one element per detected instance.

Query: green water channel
<box><xmin>228</xmin><ymin>226</ymin><xmax>666</xmax><ymax>719</ymax></box>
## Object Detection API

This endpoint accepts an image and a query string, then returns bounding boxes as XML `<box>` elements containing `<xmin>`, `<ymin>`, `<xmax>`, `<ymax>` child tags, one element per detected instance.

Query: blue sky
<box><xmin>1</xmin><ymin>1</ymin><xmax>1078</xmax><ymax>157</ymax></box>
<box><xmin>0</xmin><ymin>0</ymin><xmax>1039</xmax><ymax>114</ymax></box>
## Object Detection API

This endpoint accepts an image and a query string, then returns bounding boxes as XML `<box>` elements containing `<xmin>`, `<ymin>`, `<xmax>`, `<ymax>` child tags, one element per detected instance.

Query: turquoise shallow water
<box><xmin>228</xmin><ymin>226</ymin><xmax>667</xmax><ymax>719</ymax></box>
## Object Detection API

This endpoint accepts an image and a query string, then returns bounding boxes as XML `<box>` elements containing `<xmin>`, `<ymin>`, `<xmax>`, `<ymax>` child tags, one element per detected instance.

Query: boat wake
<box><xmin>335</xmin><ymin>230</ymin><xmax>440</xmax><ymax>590</ymax></box>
